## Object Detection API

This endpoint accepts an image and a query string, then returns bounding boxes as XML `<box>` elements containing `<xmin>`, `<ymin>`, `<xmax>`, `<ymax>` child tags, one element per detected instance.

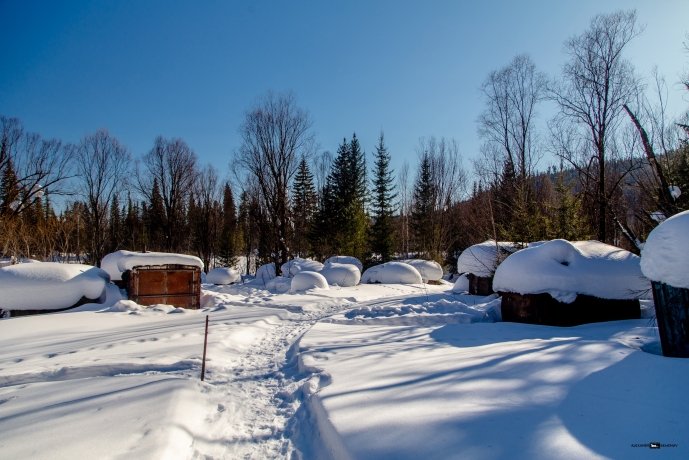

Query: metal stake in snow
<box><xmin>201</xmin><ymin>315</ymin><xmax>209</xmax><ymax>381</ymax></box>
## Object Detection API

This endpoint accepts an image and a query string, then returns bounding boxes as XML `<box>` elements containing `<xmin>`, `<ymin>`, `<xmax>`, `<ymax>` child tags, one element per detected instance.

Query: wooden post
<box><xmin>201</xmin><ymin>315</ymin><xmax>209</xmax><ymax>381</ymax></box>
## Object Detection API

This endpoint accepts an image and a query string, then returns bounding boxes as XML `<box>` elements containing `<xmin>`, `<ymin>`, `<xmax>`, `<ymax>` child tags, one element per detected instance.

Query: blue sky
<box><xmin>1</xmin><ymin>0</ymin><xmax>688</xmax><ymax>185</ymax></box>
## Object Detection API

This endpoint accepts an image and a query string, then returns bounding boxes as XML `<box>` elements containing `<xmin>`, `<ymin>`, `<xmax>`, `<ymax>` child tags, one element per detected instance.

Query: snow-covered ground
<box><xmin>1</xmin><ymin>279</ymin><xmax>688</xmax><ymax>459</ymax></box>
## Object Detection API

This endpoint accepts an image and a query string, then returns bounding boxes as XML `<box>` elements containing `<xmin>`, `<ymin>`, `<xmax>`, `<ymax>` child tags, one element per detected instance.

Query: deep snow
<box><xmin>1</xmin><ymin>271</ymin><xmax>686</xmax><ymax>460</ymax></box>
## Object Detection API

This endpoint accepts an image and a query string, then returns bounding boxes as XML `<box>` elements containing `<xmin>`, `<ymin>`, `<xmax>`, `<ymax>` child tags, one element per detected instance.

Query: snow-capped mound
<box><xmin>290</xmin><ymin>271</ymin><xmax>329</xmax><ymax>293</ymax></box>
<box><xmin>457</xmin><ymin>241</ymin><xmax>518</xmax><ymax>277</ymax></box>
<box><xmin>361</xmin><ymin>262</ymin><xmax>423</xmax><ymax>285</ymax></box>
<box><xmin>255</xmin><ymin>263</ymin><xmax>276</xmax><ymax>284</ymax></box>
<box><xmin>320</xmin><ymin>263</ymin><xmax>361</xmax><ymax>287</ymax></box>
<box><xmin>493</xmin><ymin>239</ymin><xmax>649</xmax><ymax>303</ymax></box>
<box><xmin>641</xmin><ymin>210</ymin><xmax>689</xmax><ymax>289</ymax></box>
<box><xmin>0</xmin><ymin>263</ymin><xmax>109</xmax><ymax>311</ymax></box>
<box><xmin>452</xmin><ymin>273</ymin><xmax>470</xmax><ymax>293</ymax></box>
<box><xmin>101</xmin><ymin>250</ymin><xmax>203</xmax><ymax>281</ymax></box>
<box><xmin>281</xmin><ymin>258</ymin><xmax>324</xmax><ymax>277</ymax></box>
<box><xmin>403</xmin><ymin>259</ymin><xmax>443</xmax><ymax>282</ymax></box>
<box><xmin>266</xmin><ymin>275</ymin><xmax>291</xmax><ymax>293</ymax></box>
<box><xmin>206</xmin><ymin>267</ymin><xmax>240</xmax><ymax>285</ymax></box>
<box><xmin>324</xmin><ymin>256</ymin><xmax>363</xmax><ymax>272</ymax></box>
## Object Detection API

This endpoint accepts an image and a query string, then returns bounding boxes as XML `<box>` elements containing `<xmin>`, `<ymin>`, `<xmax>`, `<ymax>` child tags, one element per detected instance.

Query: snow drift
<box><xmin>101</xmin><ymin>250</ymin><xmax>203</xmax><ymax>281</ymax></box>
<box><xmin>457</xmin><ymin>240</ymin><xmax>518</xmax><ymax>277</ymax></box>
<box><xmin>403</xmin><ymin>259</ymin><xmax>443</xmax><ymax>282</ymax></box>
<box><xmin>206</xmin><ymin>267</ymin><xmax>240</xmax><ymax>285</ymax></box>
<box><xmin>0</xmin><ymin>263</ymin><xmax>109</xmax><ymax>311</ymax></box>
<box><xmin>641</xmin><ymin>210</ymin><xmax>689</xmax><ymax>289</ymax></box>
<box><xmin>493</xmin><ymin>239</ymin><xmax>649</xmax><ymax>303</ymax></box>
<box><xmin>452</xmin><ymin>273</ymin><xmax>470</xmax><ymax>293</ymax></box>
<box><xmin>319</xmin><ymin>263</ymin><xmax>361</xmax><ymax>287</ymax></box>
<box><xmin>361</xmin><ymin>262</ymin><xmax>423</xmax><ymax>285</ymax></box>
<box><xmin>290</xmin><ymin>271</ymin><xmax>329</xmax><ymax>293</ymax></box>
<box><xmin>324</xmin><ymin>256</ymin><xmax>363</xmax><ymax>273</ymax></box>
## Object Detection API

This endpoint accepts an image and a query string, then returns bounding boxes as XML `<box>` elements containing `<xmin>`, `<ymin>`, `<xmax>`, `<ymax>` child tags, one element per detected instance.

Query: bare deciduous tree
<box><xmin>549</xmin><ymin>10</ymin><xmax>641</xmax><ymax>243</ymax></box>
<box><xmin>76</xmin><ymin>130</ymin><xmax>131</xmax><ymax>265</ymax></box>
<box><xmin>1</xmin><ymin>116</ymin><xmax>74</xmax><ymax>219</ymax></box>
<box><xmin>237</xmin><ymin>92</ymin><xmax>313</xmax><ymax>270</ymax></box>
<box><xmin>137</xmin><ymin>136</ymin><xmax>198</xmax><ymax>252</ymax></box>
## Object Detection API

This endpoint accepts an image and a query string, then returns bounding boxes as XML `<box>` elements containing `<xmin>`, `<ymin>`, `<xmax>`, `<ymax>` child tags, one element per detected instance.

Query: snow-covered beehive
<box><xmin>101</xmin><ymin>251</ymin><xmax>203</xmax><ymax>309</ymax></box>
<box><xmin>641</xmin><ymin>210</ymin><xmax>689</xmax><ymax>357</ymax></box>
<box><xmin>494</xmin><ymin>239</ymin><xmax>648</xmax><ymax>326</ymax></box>
<box><xmin>457</xmin><ymin>241</ymin><xmax>518</xmax><ymax>295</ymax></box>
<box><xmin>0</xmin><ymin>262</ymin><xmax>109</xmax><ymax>317</ymax></box>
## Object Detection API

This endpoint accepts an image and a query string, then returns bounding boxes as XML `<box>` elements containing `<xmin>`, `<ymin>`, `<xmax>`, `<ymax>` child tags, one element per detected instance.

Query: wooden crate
<box><xmin>651</xmin><ymin>281</ymin><xmax>689</xmax><ymax>358</ymax></box>
<box><xmin>500</xmin><ymin>291</ymin><xmax>640</xmax><ymax>326</ymax></box>
<box><xmin>467</xmin><ymin>273</ymin><xmax>494</xmax><ymax>296</ymax></box>
<box><xmin>124</xmin><ymin>264</ymin><xmax>201</xmax><ymax>309</ymax></box>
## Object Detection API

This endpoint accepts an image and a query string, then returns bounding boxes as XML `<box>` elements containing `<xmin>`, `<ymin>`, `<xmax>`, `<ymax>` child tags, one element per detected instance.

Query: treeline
<box><xmin>1</xmin><ymin>10</ymin><xmax>688</xmax><ymax>273</ymax></box>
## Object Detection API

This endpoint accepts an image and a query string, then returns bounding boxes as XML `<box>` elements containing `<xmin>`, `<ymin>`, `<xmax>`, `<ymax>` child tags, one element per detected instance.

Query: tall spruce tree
<box><xmin>370</xmin><ymin>133</ymin><xmax>397</xmax><ymax>262</ymax></box>
<box><xmin>326</xmin><ymin>134</ymin><xmax>369</xmax><ymax>260</ymax></box>
<box><xmin>291</xmin><ymin>156</ymin><xmax>318</xmax><ymax>257</ymax></box>
<box><xmin>411</xmin><ymin>151</ymin><xmax>436</xmax><ymax>257</ymax></box>
<box><xmin>0</xmin><ymin>156</ymin><xmax>20</xmax><ymax>217</ymax></box>
<box><xmin>147</xmin><ymin>178</ymin><xmax>166</xmax><ymax>251</ymax></box>
<box><xmin>218</xmin><ymin>182</ymin><xmax>238</xmax><ymax>267</ymax></box>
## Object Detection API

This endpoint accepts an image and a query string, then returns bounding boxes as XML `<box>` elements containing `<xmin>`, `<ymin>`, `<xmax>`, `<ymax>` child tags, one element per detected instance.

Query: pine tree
<box><xmin>291</xmin><ymin>156</ymin><xmax>318</xmax><ymax>257</ymax></box>
<box><xmin>325</xmin><ymin>134</ymin><xmax>369</xmax><ymax>260</ymax></box>
<box><xmin>108</xmin><ymin>194</ymin><xmax>122</xmax><ymax>252</ymax></box>
<box><xmin>147</xmin><ymin>178</ymin><xmax>166</xmax><ymax>251</ymax></box>
<box><xmin>370</xmin><ymin>133</ymin><xmax>397</xmax><ymax>262</ymax></box>
<box><xmin>0</xmin><ymin>156</ymin><xmax>20</xmax><ymax>217</ymax></box>
<box><xmin>411</xmin><ymin>151</ymin><xmax>436</xmax><ymax>257</ymax></box>
<box><xmin>218</xmin><ymin>183</ymin><xmax>238</xmax><ymax>267</ymax></box>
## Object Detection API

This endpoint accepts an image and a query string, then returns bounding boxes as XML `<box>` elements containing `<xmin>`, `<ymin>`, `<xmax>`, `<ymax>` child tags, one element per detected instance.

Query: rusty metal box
<box><xmin>123</xmin><ymin>264</ymin><xmax>201</xmax><ymax>309</ymax></box>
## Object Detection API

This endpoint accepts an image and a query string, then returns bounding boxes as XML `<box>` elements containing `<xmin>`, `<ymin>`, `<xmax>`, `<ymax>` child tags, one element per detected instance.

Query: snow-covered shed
<box><xmin>641</xmin><ymin>210</ymin><xmax>689</xmax><ymax>357</ymax></box>
<box><xmin>493</xmin><ymin>240</ymin><xmax>647</xmax><ymax>326</ymax></box>
<box><xmin>101</xmin><ymin>251</ymin><xmax>204</xmax><ymax>309</ymax></box>
<box><xmin>0</xmin><ymin>262</ymin><xmax>109</xmax><ymax>317</ymax></box>
<box><xmin>456</xmin><ymin>241</ymin><xmax>519</xmax><ymax>295</ymax></box>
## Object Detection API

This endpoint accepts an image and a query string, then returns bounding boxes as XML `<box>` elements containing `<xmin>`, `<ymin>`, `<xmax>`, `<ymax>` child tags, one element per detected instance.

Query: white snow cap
<box><xmin>280</xmin><ymin>258</ymin><xmax>324</xmax><ymax>277</ymax></box>
<box><xmin>457</xmin><ymin>241</ymin><xmax>518</xmax><ymax>277</ymax></box>
<box><xmin>403</xmin><ymin>259</ymin><xmax>443</xmax><ymax>282</ymax></box>
<box><xmin>289</xmin><ymin>271</ymin><xmax>329</xmax><ymax>293</ymax></box>
<box><xmin>320</xmin><ymin>262</ymin><xmax>361</xmax><ymax>287</ymax></box>
<box><xmin>255</xmin><ymin>263</ymin><xmax>277</xmax><ymax>284</ymax></box>
<box><xmin>324</xmin><ymin>256</ymin><xmax>363</xmax><ymax>272</ymax></box>
<box><xmin>0</xmin><ymin>262</ymin><xmax>109</xmax><ymax>311</ymax></box>
<box><xmin>361</xmin><ymin>262</ymin><xmax>423</xmax><ymax>285</ymax></box>
<box><xmin>206</xmin><ymin>267</ymin><xmax>240</xmax><ymax>285</ymax></box>
<box><xmin>493</xmin><ymin>239</ymin><xmax>649</xmax><ymax>303</ymax></box>
<box><xmin>641</xmin><ymin>210</ymin><xmax>689</xmax><ymax>289</ymax></box>
<box><xmin>101</xmin><ymin>250</ymin><xmax>203</xmax><ymax>281</ymax></box>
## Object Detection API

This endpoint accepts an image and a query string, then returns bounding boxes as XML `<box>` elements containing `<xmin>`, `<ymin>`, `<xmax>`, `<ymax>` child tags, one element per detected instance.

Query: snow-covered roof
<box><xmin>457</xmin><ymin>240</ymin><xmax>519</xmax><ymax>277</ymax></box>
<box><xmin>324</xmin><ymin>256</ymin><xmax>363</xmax><ymax>273</ymax></box>
<box><xmin>361</xmin><ymin>262</ymin><xmax>423</xmax><ymax>285</ymax></box>
<box><xmin>320</xmin><ymin>263</ymin><xmax>361</xmax><ymax>287</ymax></box>
<box><xmin>290</xmin><ymin>271</ymin><xmax>329</xmax><ymax>293</ymax></box>
<box><xmin>641</xmin><ymin>210</ymin><xmax>689</xmax><ymax>289</ymax></box>
<box><xmin>0</xmin><ymin>262</ymin><xmax>109</xmax><ymax>311</ymax></box>
<box><xmin>101</xmin><ymin>250</ymin><xmax>204</xmax><ymax>281</ymax></box>
<box><xmin>281</xmin><ymin>258</ymin><xmax>324</xmax><ymax>277</ymax></box>
<box><xmin>402</xmin><ymin>259</ymin><xmax>443</xmax><ymax>282</ymax></box>
<box><xmin>206</xmin><ymin>267</ymin><xmax>240</xmax><ymax>285</ymax></box>
<box><xmin>493</xmin><ymin>239</ymin><xmax>650</xmax><ymax>303</ymax></box>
